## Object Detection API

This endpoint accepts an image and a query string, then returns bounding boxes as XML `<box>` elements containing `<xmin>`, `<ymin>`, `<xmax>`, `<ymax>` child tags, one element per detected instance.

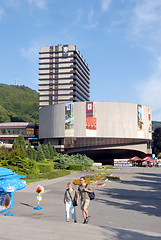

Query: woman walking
<box><xmin>64</xmin><ymin>182</ymin><xmax>77</xmax><ymax>223</ymax></box>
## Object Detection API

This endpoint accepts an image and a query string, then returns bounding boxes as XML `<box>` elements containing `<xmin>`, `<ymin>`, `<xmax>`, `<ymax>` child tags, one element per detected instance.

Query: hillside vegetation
<box><xmin>0</xmin><ymin>84</ymin><xmax>39</xmax><ymax>122</ymax></box>
<box><xmin>152</xmin><ymin>121</ymin><xmax>161</xmax><ymax>131</ymax></box>
<box><xmin>0</xmin><ymin>83</ymin><xmax>161</xmax><ymax>126</ymax></box>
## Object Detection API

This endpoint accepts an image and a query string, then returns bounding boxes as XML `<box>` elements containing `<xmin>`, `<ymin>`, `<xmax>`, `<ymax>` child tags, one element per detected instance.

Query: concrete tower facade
<box><xmin>39</xmin><ymin>44</ymin><xmax>90</xmax><ymax>107</ymax></box>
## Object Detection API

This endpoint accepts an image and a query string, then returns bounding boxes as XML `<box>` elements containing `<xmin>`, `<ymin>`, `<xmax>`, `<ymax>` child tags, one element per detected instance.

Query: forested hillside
<box><xmin>152</xmin><ymin>121</ymin><xmax>161</xmax><ymax>131</ymax></box>
<box><xmin>0</xmin><ymin>84</ymin><xmax>39</xmax><ymax>123</ymax></box>
<box><xmin>0</xmin><ymin>83</ymin><xmax>161</xmax><ymax>126</ymax></box>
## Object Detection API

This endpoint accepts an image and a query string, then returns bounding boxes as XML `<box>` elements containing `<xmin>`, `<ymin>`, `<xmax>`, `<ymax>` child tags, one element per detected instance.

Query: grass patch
<box><xmin>92</xmin><ymin>165</ymin><xmax>117</xmax><ymax>170</ymax></box>
<box><xmin>105</xmin><ymin>165</ymin><xmax>116</xmax><ymax>169</ymax></box>
<box><xmin>26</xmin><ymin>169</ymin><xmax>72</xmax><ymax>183</ymax></box>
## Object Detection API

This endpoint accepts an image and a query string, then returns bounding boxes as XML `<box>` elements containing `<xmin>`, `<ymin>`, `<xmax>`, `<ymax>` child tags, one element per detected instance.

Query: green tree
<box><xmin>47</xmin><ymin>142</ymin><xmax>57</xmax><ymax>158</ymax></box>
<box><xmin>11</xmin><ymin>135</ymin><xmax>27</xmax><ymax>158</ymax></box>
<box><xmin>17</xmin><ymin>134</ymin><xmax>26</xmax><ymax>151</ymax></box>
<box><xmin>158</xmin><ymin>152</ymin><xmax>161</xmax><ymax>158</ymax></box>
<box><xmin>9</xmin><ymin>148</ymin><xmax>26</xmax><ymax>162</ymax></box>
<box><xmin>0</xmin><ymin>146</ymin><xmax>9</xmax><ymax>166</ymax></box>
<box><xmin>42</xmin><ymin>144</ymin><xmax>51</xmax><ymax>159</ymax></box>
<box><xmin>152</xmin><ymin>127</ymin><xmax>161</xmax><ymax>156</ymax></box>
<box><xmin>52</xmin><ymin>145</ymin><xmax>57</xmax><ymax>155</ymax></box>
<box><xmin>36</xmin><ymin>143</ymin><xmax>45</xmax><ymax>162</ymax></box>
<box><xmin>26</xmin><ymin>143</ymin><xmax>37</xmax><ymax>161</ymax></box>
<box><xmin>0</xmin><ymin>106</ymin><xmax>10</xmax><ymax>123</ymax></box>
<box><xmin>12</xmin><ymin>140</ymin><xmax>20</xmax><ymax>150</ymax></box>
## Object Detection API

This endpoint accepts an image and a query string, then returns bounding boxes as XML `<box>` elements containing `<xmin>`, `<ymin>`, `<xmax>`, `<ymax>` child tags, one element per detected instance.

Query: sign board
<box><xmin>114</xmin><ymin>159</ymin><xmax>130</xmax><ymax>167</ymax></box>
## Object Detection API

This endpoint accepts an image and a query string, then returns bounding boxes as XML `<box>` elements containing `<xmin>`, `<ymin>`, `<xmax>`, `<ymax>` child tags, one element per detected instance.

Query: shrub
<box><xmin>8</xmin><ymin>165</ymin><xmax>19</xmax><ymax>174</ymax></box>
<box><xmin>105</xmin><ymin>165</ymin><xmax>115</xmax><ymax>169</ymax></box>
<box><xmin>69</xmin><ymin>154</ymin><xmax>94</xmax><ymax>166</ymax></box>
<box><xmin>36</xmin><ymin>162</ymin><xmax>53</xmax><ymax>173</ymax></box>
<box><xmin>68</xmin><ymin>164</ymin><xmax>91</xmax><ymax>171</ymax></box>
<box><xmin>7</xmin><ymin>157</ymin><xmax>39</xmax><ymax>175</ymax></box>
<box><xmin>54</xmin><ymin>156</ymin><xmax>70</xmax><ymax>169</ymax></box>
<box><xmin>68</xmin><ymin>164</ymin><xmax>86</xmax><ymax>171</ymax></box>
<box><xmin>53</xmin><ymin>153</ymin><xmax>94</xmax><ymax>169</ymax></box>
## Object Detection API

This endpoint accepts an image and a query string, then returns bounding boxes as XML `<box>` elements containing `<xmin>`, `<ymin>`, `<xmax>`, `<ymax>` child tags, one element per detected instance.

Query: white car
<box><xmin>0</xmin><ymin>141</ymin><xmax>3</xmax><ymax>144</ymax></box>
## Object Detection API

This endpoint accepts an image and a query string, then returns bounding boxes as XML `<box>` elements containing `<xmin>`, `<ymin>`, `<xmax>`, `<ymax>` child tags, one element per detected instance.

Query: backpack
<box><xmin>86</xmin><ymin>184</ymin><xmax>95</xmax><ymax>200</ymax></box>
<box><xmin>89</xmin><ymin>191</ymin><xmax>95</xmax><ymax>200</ymax></box>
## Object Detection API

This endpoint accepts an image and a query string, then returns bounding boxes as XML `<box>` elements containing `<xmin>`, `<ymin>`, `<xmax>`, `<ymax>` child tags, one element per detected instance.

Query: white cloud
<box><xmin>20</xmin><ymin>43</ymin><xmax>39</xmax><ymax>62</ymax></box>
<box><xmin>5</xmin><ymin>0</ymin><xmax>22</xmax><ymax>8</ymax></box>
<box><xmin>87</xmin><ymin>7</ymin><xmax>98</xmax><ymax>29</ymax></box>
<box><xmin>136</xmin><ymin>57</ymin><xmax>161</xmax><ymax>119</ymax></box>
<box><xmin>28</xmin><ymin>0</ymin><xmax>46</xmax><ymax>9</ymax></box>
<box><xmin>139</xmin><ymin>59</ymin><xmax>161</xmax><ymax>110</ymax></box>
<box><xmin>101</xmin><ymin>0</ymin><xmax>111</xmax><ymax>12</ymax></box>
<box><xmin>130</xmin><ymin>0</ymin><xmax>161</xmax><ymax>50</ymax></box>
<box><xmin>88</xmin><ymin>7</ymin><xmax>94</xmax><ymax>23</ymax></box>
<box><xmin>59</xmin><ymin>9</ymin><xmax>82</xmax><ymax>37</ymax></box>
<box><xmin>0</xmin><ymin>7</ymin><xmax>4</xmax><ymax>20</ymax></box>
<box><xmin>128</xmin><ymin>0</ymin><xmax>161</xmax><ymax>119</ymax></box>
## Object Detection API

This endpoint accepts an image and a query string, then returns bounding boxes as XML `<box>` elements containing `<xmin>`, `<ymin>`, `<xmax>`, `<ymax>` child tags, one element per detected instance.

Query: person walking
<box><xmin>77</xmin><ymin>176</ymin><xmax>93</xmax><ymax>224</ymax></box>
<box><xmin>64</xmin><ymin>182</ymin><xmax>77</xmax><ymax>223</ymax></box>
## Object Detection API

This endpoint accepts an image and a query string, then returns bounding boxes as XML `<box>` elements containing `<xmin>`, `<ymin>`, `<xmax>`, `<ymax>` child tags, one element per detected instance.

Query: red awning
<box><xmin>129</xmin><ymin>156</ymin><xmax>141</xmax><ymax>161</ymax></box>
<box><xmin>142</xmin><ymin>156</ymin><xmax>155</xmax><ymax>161</ymax></box>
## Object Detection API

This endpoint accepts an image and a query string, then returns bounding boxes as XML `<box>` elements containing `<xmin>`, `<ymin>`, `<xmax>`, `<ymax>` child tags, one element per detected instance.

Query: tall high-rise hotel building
<box><xmin>39</xmin><ymin>45</ymin><xmax>90</xmax><ymax>107</ymax></box>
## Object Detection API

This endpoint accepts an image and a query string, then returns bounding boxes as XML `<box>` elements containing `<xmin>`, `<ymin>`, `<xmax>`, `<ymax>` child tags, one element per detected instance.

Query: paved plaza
<box><xmin>0</xmin><ymin>167</ymin><xmax>161</xmax><ymax>240</ymax></box>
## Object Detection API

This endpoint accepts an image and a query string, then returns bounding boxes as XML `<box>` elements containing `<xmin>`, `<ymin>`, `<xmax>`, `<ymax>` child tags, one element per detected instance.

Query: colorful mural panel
<box><xmin>86</xmin><ymin>102</ymin><xmax>97</xmax><ymax>136</ymax></box>
<box><xmin>148</xmin><ymin>107</ymin><xmax>152</xmax><ymax>132</ymax></box>
<box><xmin>65</xmin><ymin>103</ymin><xmax>74</xmax><ymax>137</ymax></box>
<box><xmin>137</xmin><ymin>104</ymin><xmax>143</xmax><ymax>131</ymax></box>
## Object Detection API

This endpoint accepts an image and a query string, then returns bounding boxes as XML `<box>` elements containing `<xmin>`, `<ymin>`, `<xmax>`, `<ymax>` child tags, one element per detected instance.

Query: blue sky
<box><xmin>0</xmin><ymin>0</ymin><xmax>161</xmax><ymax>121</ymax></box>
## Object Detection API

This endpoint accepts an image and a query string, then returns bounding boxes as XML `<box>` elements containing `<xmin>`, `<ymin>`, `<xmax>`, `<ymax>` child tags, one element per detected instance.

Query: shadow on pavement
<box><xmin>96</xmin><ymin>170</ymin><xmax>161</xmax><ymax>217</ymax></box>
<box><xmin>21</xmin><ymin>202</ymin><xmax>34</xmax><ymax>208</ymax></box>
<box><xmin>100</xmin><ymin>226</ymin><xmax>161</xmax><ymax>240</ymax></box>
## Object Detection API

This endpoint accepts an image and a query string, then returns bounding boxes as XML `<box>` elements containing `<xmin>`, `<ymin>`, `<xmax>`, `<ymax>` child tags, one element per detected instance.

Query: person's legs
<box><xmin>81</xmin><ymin>200</ymin><xmax>90</xmax><ymax>223</ymax></box>
<box><xmin>70</xmin><ymin>202</ymin><xmax>77</xmax><ymax>222</ymax></box>
<box><xmin>82</xmin><ymin>208</ymin><xmax>88</xmax><ymax>223</ymax></box>
<box><xmin>83</xmin><ymin>208</ymin><xmax>88</xmax><ymax>218</ymax></box>
<box><xmin>81</xmin><ymin>201</ymin><xmax>86</xmax><ymax>222</ymax></box>
<box><xmin>82</xmin><ymin>209</ymin><xmax>87</xmax><ymax>218</ymax></box>
<box><xmin>65</xmin><ymin>201</ymin><xmax>70</xmax><ymax>221</ymax></box>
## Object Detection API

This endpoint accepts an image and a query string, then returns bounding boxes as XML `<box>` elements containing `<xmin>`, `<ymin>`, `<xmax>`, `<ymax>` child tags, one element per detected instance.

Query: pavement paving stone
<box><xmin>0</xmin><ymin>167</ymin><xmax>161</xmax><ymax>240</ymax></box>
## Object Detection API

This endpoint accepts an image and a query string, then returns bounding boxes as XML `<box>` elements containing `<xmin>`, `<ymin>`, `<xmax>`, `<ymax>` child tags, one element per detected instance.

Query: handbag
<box><xmin>72</xmin><ymin>198</ymin><xmax>78</xmax><ymax>206</ymax></box>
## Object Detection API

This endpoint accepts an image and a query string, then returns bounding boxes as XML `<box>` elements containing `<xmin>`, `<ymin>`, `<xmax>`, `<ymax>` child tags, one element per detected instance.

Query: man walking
<box><xmin>77</xmin><ymin>176</ymin><xmax>93</xmax><ymax>224</ymax></box>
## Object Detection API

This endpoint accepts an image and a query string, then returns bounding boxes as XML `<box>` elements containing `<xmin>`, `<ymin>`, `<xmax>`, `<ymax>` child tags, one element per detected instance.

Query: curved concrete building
<box><xmin>39</xmin><ymin>102</ymin><xmax>152</xmax><ymax>162</ymax></box>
